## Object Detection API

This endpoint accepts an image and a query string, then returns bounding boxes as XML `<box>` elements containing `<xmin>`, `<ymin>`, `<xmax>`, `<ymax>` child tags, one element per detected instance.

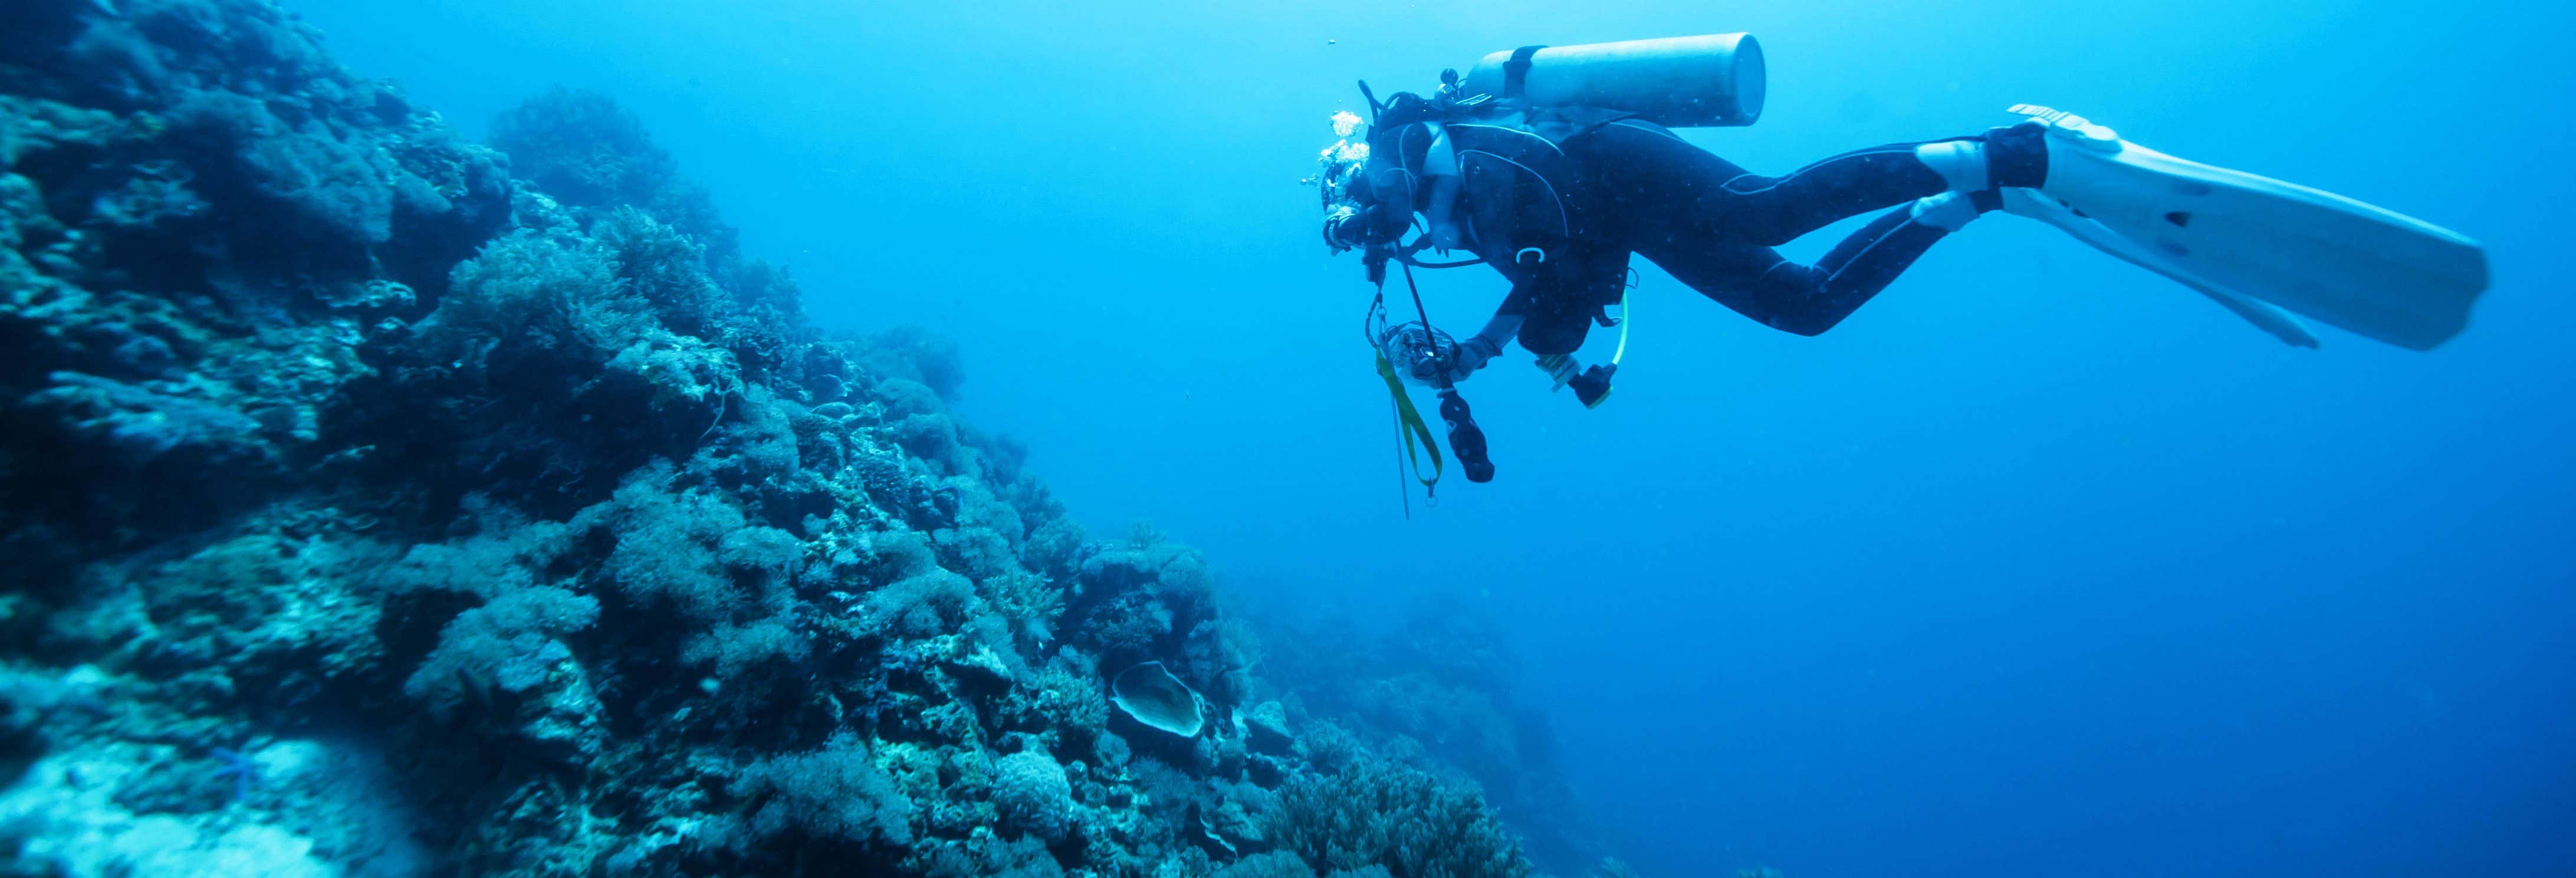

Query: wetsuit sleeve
<box><xmin>1470</xmin><ymin>311</ymin><xmax>1522</xmax><ymax>351</ymax></box>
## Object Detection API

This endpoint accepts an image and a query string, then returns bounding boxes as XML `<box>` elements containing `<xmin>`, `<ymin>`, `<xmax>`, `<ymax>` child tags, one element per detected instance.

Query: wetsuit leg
<box><xmin>1576</xmin><ymin>120</ymin><xmax>1960</xmax><ymax>247</ymax></box>
<box><xmin>1568</xmin><ymin>120</ymin><xmax>2022</xmax><ymax>334</ymax></box>
<box><xmin>1639</xmin><ymin>203</ymin><xmax>1957</xmax><ymax>336</ymax></box>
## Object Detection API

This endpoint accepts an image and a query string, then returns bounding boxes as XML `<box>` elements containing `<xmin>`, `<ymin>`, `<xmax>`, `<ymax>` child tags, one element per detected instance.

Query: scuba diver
<box><xmin>1320</xmin><ymin>35</ymin><xmax>2486</xmax><ymax>494</ymax></box>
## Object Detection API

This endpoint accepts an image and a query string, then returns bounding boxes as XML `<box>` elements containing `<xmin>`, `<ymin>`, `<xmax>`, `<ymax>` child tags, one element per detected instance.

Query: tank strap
<box><xmin>1503</xmin><ymin>45</ymin><xmax>1547</xmax><ymax>100</ymax></box>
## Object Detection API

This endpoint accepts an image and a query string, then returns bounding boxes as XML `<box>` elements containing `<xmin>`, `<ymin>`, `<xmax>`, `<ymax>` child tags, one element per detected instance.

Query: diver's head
<box><xmin>1319</xmin><ymin>163</ymin><xmax>1425</xmax><ymax>253</ymax></box>
<box><xmin>1312</xmin><ymin>110</ymin><xmax>1422</xmax><ymax>253</ymax></box>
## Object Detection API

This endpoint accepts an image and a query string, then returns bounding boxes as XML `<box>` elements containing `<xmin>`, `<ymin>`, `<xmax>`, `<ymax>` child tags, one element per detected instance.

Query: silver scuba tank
<box><xmin>1461</xmin><ymin>34</ymin><xmax>1766</xmax><ymax>127</ymax></box>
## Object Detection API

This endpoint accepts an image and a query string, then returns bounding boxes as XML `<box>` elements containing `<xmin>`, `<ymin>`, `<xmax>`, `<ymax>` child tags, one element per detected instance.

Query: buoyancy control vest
<box><xmin>1384</xmin><ymin>111</ymin><xmax>1588</xmax><ymax>269</ymax></box>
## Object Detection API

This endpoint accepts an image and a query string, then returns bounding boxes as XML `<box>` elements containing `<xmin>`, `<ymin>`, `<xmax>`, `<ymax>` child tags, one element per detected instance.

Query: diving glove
<box><xmin>1411</xmin><ymin>334</ymin><xmax>1501</xmax><ymax>384</ymax></box>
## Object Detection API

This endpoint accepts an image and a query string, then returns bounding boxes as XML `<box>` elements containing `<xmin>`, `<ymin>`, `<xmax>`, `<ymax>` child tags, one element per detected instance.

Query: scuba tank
<box><xmin>1461</xmin><ymin>34</ymin><xmax>1766</xmax><ymax>127</ymax></box>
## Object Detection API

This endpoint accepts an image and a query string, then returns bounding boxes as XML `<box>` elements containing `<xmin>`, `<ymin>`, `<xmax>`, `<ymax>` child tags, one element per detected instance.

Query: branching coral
<box><xmin>427</xmin><ymin>229</ymin><xmax>645</xmax><ymax>364</ymax></box>
<box><xmin>585</xmin><ymin>465</ymin><xmax>751</xmax><ymax>621</ymax></box>
<box><xmin>486</xmin><ymin>87</ymin><xmax>678</xmax><ymax>216</ymax></box>
<box><xmin>862</xmin><ymin>570</ymin><xmax>978</xmax><ymax>640</ymax></box>
<box><xmin>488</xmin><ymin>86</ymin><xmax>738</xmax><ymax>262</ymax></box>
<box><xmin>593</xmin><ymin>206</ymin><xmax>790</xmax><ymax>369</ymax></box>
<box><xmin>1269</xmin><ymin>758</ymin><xmax>1532</xmax><ymax>878</ymax></box>
<box><xmin>402</xmin><ymin>586</ymin><xmax>597</xmax><ymax>721</ymax></box>
<box><xmin>730</xmin><ymin>732</ymin><xmax>917</xmax><ymax>849</ymax></box>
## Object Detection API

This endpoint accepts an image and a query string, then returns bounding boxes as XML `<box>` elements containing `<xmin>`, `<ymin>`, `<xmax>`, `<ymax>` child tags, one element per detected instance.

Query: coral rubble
<box><xmin>0</xmin><ymin>2</ymin><xmax>1606</xmax><ymax>876</ymax></box>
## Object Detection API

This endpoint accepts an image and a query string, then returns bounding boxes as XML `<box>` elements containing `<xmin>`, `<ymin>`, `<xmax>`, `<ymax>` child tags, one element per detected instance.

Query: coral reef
<box><xmin>1259</xmin><ymin>597</ymin><xmax>1614</xmax><ymax>876</ymax></box>
<box><xmin>0</xmin><ymin>2</ymin><xmax>1599</xmax><ymax>876</ymax></box>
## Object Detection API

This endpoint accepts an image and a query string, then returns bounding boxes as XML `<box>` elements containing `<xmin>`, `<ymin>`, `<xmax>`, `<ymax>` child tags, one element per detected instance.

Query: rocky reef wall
<box><xmin>0</xmin><ymin>2</ymin><xmax>1608</xmax><ymax>877</ymax></box>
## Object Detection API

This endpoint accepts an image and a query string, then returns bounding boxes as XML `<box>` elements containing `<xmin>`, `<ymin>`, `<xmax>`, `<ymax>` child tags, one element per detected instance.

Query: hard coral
<box><xmin>991</xmin><ymin>750</ymin><xmax>1076</xmax><ymax>841</ymax></box>
<box><xmin>402</xmin><ymin>586</ymin><xmax>597</xmax><ymax>722</ymax></box>
<box><xmin>729</xmin><ymin>733</ymin><xmax>916</xmax><ymax>849</ymax></box>
<box><xmin>488</xmin><ymin>86</ymin><xmax>737</xmax><ymax>261</ymax></box>
<box><xmin>1269</xmin><ymin>758</ymin><xmax>1532</xmax><ymax>878</ymax></box>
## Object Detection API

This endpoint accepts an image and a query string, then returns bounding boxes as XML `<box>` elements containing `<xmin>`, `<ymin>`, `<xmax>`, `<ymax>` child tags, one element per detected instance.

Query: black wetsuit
<box><xmin>1385</xmin><ymin>117</ymin><xmax>2046</xmax><ymax>355</ymax></box>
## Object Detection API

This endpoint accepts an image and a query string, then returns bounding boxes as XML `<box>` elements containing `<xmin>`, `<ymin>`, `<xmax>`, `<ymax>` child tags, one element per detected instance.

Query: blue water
<box><xmin>307</xmin><ymin>1</ymin><xmax>2576</xmax><ymax>875</ymax></box>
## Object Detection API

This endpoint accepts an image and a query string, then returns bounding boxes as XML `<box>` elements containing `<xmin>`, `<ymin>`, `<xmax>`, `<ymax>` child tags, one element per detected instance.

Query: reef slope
<box><xmin>0</xmin><ymin>2</ymin><xmax>1598</xmax><ymax>877</ymax></box>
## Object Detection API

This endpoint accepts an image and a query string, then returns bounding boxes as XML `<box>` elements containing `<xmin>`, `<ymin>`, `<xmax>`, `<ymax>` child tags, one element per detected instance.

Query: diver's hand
<box><xmin>1412</xmin><ymin>335</ymin><xmax>1500</xmax><ymax>384</ymax></box>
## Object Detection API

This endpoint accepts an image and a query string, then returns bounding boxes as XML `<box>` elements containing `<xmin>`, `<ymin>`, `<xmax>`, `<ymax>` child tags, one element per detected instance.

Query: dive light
<box><xmin>1436</xmin><ymin>388</ymin><xmax>1495</xmax><ymax>483</ymax></box>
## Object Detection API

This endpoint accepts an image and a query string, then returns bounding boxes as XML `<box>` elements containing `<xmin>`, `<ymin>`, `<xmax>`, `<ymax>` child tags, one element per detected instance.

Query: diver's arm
<box><xmin>1466</xmin><ymin>311</ymin><xmax>1520</xmax><ymax>361</ymax></box>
